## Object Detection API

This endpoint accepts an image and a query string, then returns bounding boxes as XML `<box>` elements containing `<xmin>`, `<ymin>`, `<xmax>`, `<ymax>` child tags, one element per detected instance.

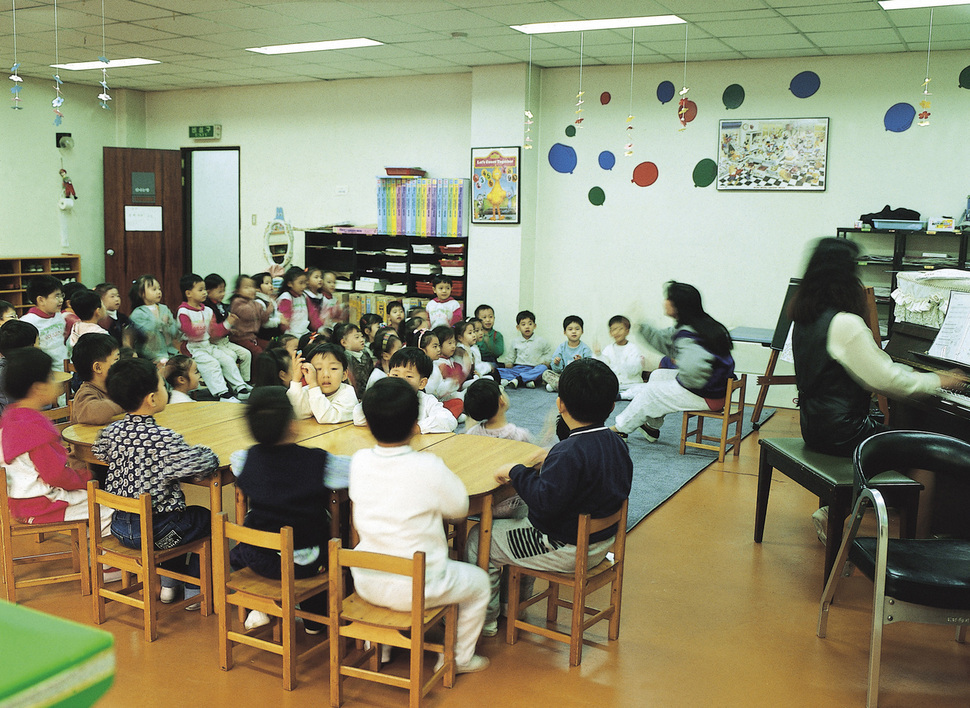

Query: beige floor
<box><xmin>6</xmin><ymin>408</ymin><xmax>970</xmax><ymax>707</ymax></box>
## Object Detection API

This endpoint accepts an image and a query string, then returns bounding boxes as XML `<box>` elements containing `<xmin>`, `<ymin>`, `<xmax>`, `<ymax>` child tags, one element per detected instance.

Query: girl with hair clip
<box><xmin>129</xmin><ymin>274</ymin><xmax>180</xmax><ymax>363</ymax></box>
<box><xmin>275</xmin><ymin>266</ymin><xmax>325</xmax><ymax>338</ymax></box>
<box><xmin>612</xmin><ymin>281</ymin><xmax>735</xmax><ymax>442</ymax></box>
<box><xmin>367</xmin><ymin>326</ymin><xmax>402</xmax><ymax>390</ymax></box>
<box><xmin>228</xmin><ymin>274</ymin><xmax>270</xmax><ymax>358</ymax></box>
<box><xmin>164</xmin><ymin>355</ymin><xmax>201</xmax><ymax>404</ymax></box>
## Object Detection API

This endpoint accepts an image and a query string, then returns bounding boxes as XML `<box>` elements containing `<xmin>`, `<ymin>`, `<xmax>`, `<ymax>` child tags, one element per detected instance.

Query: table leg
<box><xmin>754</xmin><ymin>446</ymin><xmax>772</xmax><ymax>543</ymax></box>
<box><xmin>476</xmin><ymin>493</ymin><xmax>494</xmax><ymax>571</ymax></box>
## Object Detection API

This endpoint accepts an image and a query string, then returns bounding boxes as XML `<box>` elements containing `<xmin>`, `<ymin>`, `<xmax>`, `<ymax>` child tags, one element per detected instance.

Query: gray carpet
<box><xmin>458</xmin><ymin>387</ymin><xmax>774</xmax><ymax>532</ymax></box>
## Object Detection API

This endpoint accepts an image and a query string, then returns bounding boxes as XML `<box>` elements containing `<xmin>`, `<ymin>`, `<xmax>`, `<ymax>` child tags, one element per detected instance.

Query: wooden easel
<box><xmin>750</xmin><ymin>279</ymin><xmax>888</xmax><ymax>427</ymax></box>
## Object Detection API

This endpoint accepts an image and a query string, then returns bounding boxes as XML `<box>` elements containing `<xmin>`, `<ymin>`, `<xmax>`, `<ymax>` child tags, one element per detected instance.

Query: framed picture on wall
<box><xmin>470</xmin><ymin>146</ymin><xmax>520</xmax><ymax>224</ymax></box>
<box><xmin>716</xmin><ymin>118</ymin><xmax>829</xmax><ymax>191</ymax></box>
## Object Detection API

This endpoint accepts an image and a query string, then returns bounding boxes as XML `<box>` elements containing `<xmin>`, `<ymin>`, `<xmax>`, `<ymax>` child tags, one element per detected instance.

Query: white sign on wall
<box><xmin>124</xmin><ymin>206</ymin><xmax>163</xmax><ymax>232</ymax></box>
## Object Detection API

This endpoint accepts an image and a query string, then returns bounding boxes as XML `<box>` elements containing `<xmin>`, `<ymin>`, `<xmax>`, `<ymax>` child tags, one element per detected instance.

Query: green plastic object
<box><xmin>0</xmin><ymin>602</ymin><xmax>115</xmax><ymax>707</ymax></box>
<box><xmin>692</xmin><ymin>159</ymin><xmax>717</xmax><ymax>188</ymax></box>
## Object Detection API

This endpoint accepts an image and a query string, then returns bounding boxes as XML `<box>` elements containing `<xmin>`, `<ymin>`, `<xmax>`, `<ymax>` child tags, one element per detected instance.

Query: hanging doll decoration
<box><xmin>60</xmin><ymin>168</ymin><xmax>77</xmax><ymax>200</ymax></box>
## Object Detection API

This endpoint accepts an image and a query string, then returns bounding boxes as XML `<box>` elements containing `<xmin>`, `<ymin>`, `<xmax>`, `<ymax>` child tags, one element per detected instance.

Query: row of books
<box><xmin>376</xmin><ymin>177</ymin><xmax>468</xmax><ymax>237</ymax></box>
<box><xmin>347</xmin><ymin>293</ymin><xmax>429</xmax><ymax>327</ymax></box>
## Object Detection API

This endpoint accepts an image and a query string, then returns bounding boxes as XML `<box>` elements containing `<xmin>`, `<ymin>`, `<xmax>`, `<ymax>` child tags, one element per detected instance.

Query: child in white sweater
<box><xmin>597</xmin><ymin>315</ymin><xmax>649</xmax><ymax>399</ymax></box>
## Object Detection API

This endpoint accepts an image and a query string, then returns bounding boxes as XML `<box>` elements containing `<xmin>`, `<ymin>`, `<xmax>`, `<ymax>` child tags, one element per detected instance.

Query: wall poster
<box><xmin>717</xmin><ymin>118</ymin><xmax>828</xmax><ymax>191</ymax></box>
<box><xmin>471</xmin><ymin>146</ymin><xmax>520</xmax><ymax>224</ymax></box>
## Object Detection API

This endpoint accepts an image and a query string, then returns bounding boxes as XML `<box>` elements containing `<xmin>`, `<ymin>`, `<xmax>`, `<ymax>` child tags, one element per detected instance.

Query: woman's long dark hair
<box><xmin>790</xmin><ymin>238</ymin><xmax>867</xmax><ymax>323</ymax></box>
<box><xmin>665</xmin><ymin>281</ymin><xmax>732</xmax><ymax>356</ymax></box>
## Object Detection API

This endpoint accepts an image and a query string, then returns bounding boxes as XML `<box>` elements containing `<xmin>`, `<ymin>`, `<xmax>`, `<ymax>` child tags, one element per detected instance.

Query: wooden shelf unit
<box><xmin>0</xmin><ymin>255</ymin><xmax>81</xmax><ymax>316</ymax></box>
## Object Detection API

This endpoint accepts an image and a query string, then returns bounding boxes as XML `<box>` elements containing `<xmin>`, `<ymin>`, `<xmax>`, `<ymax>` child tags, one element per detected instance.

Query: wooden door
<box><xmin>103</xmin><ymin>148</ymin><xmax>185</xmax><ymax>313</ymax></box>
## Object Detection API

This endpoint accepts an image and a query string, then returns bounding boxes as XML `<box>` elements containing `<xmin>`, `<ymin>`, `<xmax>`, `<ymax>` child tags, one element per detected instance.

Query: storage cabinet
<box><xmin>0</xmin><ymin>255</ymin><xmax>81</xmax><ymax>316</ymax></box>
<box><xmin>837</xmin><ymin>227</ymin><xmax>967</xmax><ymax>336</ymax></box>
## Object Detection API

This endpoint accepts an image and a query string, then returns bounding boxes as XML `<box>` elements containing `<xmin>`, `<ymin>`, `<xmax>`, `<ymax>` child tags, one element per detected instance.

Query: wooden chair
<box><xmin>506</xmin><ymin>498</ymin><xmax>628</xmax><ymax>666</ymax></box>
<box><xmin>328</xmin><ymin>538</ymin><xmax>457</xmax><ymax>708</ymax></box>
<box><xmin>87</xmin><ymin>480</ymin><xmax>212</xmax><ymax>641</ymax></box>
<box><xmin>42</xmin><ymin>401</ymin><xmax>73</xmax><ymax>430</ymax></box>
<box><xmin>680</xmin><ymin>375</ymin><xmax>747</xmax><ymax>463</ymax></box>
<box><xmin>213</xmin><ymin>512</ymin><xmax>329</xmax><ymax>691</ymax></box>
<box><xmin>1</xmin><ymin>468</ymin><xmax>90</xmax><ymax>603</ymax></box>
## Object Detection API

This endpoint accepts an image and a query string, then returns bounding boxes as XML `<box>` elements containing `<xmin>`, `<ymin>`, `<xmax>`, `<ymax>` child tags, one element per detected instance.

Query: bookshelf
<box><xmin>0</xmin><ymin>254</ymin><xmax>81</xmax><ymax>316</ymax></box>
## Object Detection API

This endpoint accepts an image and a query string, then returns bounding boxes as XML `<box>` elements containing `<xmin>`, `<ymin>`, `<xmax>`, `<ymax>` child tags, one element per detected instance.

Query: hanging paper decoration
<box><xmin>789</xmin><ymin>71</ymin><xmax>820</xmax><ymax>98</ymax></box>
<box><xmin>692</xmin><ymin>159</ymin><xmax>717</xmax><ymax>188</ymax></box>
<box><xmin>722</xmin><ymin>84</ymin><xmax>744</xmax><ymax>109</ymax></box>
<box><xmin>574</xmin><ymin>32</ymin><xmax>585</xmax><ymax>128</ymax></box>
<box><xmin>959</xmin><ymin>65</ymin><xmax>970</xmax><ymax>89</ymax></box>
<box><xmin>677</xmin><ymin>24</ymin><xmax>691</xmax><ymax>131</ymax></box>
<box><xmin>52</xmin><ymin>0</ymin><xmax>64</xmax><ymax>125</ymax></box>
<box><xmin>565</xmin><ymin>125</ymin><xmax>576</xmax><ymax>137</ymax></box>
<box><xmin>524</xmin><ymin>36</ymin><xmax>534</xmax><ymax>149</ymax></box>
<box><xmin>588</xmin><ymin>186</ymin><xmax>605</xmax><ymax>206</ymax></box>
<box><xmin>9</xmin><ymin>0</ymin><xmax>23</xmax><ymax>110</ymax></box>
<box><xmin>98</xmin><ymin>0</ymin><xmax>111</xmax><ymax>109</ymax></box>
<box><xmin>917</xmin><ymin>9</ymin><xmax>933</xmax><ymax>127</ymax></box>
<box><xmin>884</xmin><ymin>103</ymin><xmax>916</xmax><ymax>132</ymax></box>
<box><xmin>625</xmin><ymin>29</ymin><xmax>635</xmax><ymax>157</ymax></box>
<box><xmin>548</xmin><ymin>143</ymin><xmax>577</xmax><ymax>174</ymax></box>
<box><xmin>679</xmin><ymin>99</ymin><xmax>697</xmax><ymax>127</ymax></box>
<box><xmin>631</xmin><ymin>162</ymin><xmax>658</xmax><ymax>187</ymax></box>
<box><xmin>600</xmin><ymin>92</ymin><xmax>611</xmax><ymax>105</ymax></box>
<box><xmin>657</xmin><ymin>81</ymin><xmax>675</xmax><ymax>104</ymax></box>
<box><xmin>598</xmin><ymin>151</ymin><xmax>615</xmax><ymax>171</ymax></box>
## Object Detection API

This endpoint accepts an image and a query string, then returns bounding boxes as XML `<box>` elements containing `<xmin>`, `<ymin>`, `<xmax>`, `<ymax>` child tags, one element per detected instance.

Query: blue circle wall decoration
<box><xmin>884</xmin><ymin>102</ymin><xmax>916</xmax><ymax>132</ymax></box>
<box><xmin>598</xmin><ymin>151</ymin><xmax>616</xmax><ymax>171</ymax></box>
<box><xmin>548</xmin><ymin>143</ymin><xmax>578</xmax><ymax>174</ymax></box>
<box><xmin>789</xmin><ymin>71</ymin><xmax>820</xmax><ymax>98</ymax></box>
<box><xmin>657</xmin><ymin>80</ymin><xmax>675</xmax><ymax>104</ymax></box>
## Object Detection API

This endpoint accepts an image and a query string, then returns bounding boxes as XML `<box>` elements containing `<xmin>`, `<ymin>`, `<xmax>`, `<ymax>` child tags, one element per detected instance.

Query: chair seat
<box><xmin>227</xmin><ymin>567</ymin><xmax>328</xmax><ymax>603</ymax></box>
<box><xmin>850</xmin><ymin>538</ymin><xmax>970</xmax><ymax>609</ymax></box>
<box><xmin>516</xmin><ymin>557</ymin><xmax>616</xmax><ymax>585</ymax></box>
<box><xmin>100</xmin><ymin>534</ymin><xmax>206</xmax><ymax>566</ymax></box>
<box><xmin>10</xmin><ymin>519</ymin><xmax>86</xmax><ymax>536</ymax></box>
<box><xmin>342</xmin><ymin>593</ymin><xmax>445</xmax><ymax>630</ymax></box>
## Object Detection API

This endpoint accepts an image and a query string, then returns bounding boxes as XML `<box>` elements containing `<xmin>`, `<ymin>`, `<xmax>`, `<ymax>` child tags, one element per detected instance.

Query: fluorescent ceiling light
<box><xmin>52</xmin><ymin>58</ymin><xmax>159</xmax><ymax>71</ymax></box>
<box><xmin>879</xmin><ymin>0</ymin><xmax>970</xmax><ymax>9</ymax></box>
<box><xmin>511</xmin><ymin>15</ymin><xmax>684</xmax><ymax>34</ymax></box>
<box><xmin>246</xmin><ymin>38</ymin><xmax>383</xmax><ymax>55</ymax></box>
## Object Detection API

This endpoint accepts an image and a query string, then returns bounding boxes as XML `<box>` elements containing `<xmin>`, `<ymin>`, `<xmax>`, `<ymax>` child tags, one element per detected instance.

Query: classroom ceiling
<box><xmin>1</xmin><ymin>0</ymin><xmax>969</xmax><ymax>91</ymax></box>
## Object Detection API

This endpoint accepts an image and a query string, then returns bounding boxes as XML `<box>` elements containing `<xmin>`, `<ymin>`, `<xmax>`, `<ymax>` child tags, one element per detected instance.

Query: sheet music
<box><xmin>929</xmin><ymin>290</ymin><xmax>970</xmax><ymax>364</ymax></box>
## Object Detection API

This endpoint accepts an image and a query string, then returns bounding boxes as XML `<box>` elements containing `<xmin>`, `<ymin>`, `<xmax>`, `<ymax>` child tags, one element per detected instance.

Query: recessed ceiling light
<box><xmin>245</xmin><ymin>38</ymin><xmax>383</xmax><ymax>55</ymax></box>
<box><xmin>52</xmin><ymin>58</ymin><xmax>160</xmax><ymax>71</ymax></box>
<box><xmin>879</xmin><ymin>0</ymin><xmax>970</xmax><ymax>9</ymax></box>
<box><xmin>511</xmin><ymin>15</ymin><xmax>685</xmax><ymax>34</ymax></box>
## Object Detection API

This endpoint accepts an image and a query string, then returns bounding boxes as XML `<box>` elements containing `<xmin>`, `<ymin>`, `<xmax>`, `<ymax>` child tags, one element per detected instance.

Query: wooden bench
<box><xmin>754</xmin><ymin>437</ymin><xmax>922</xmax><ymax>582</ymax></box>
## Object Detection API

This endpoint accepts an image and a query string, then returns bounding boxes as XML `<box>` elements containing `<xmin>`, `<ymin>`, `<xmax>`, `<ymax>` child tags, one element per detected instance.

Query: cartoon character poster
<box><xmin>716</xmin><ymin>118</ymin><xmax>828</xmax><ymax>191</ymax></box>
<box><xmin>471</xmin><ymin>147</ymin><xmax>520</xmax><ymax>224</ymax></box>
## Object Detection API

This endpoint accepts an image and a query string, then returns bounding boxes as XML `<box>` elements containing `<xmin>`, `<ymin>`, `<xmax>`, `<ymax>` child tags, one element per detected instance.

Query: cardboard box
<box><xmin>927</xmin><ymin>216</ymin><xmax>956</xmax><ymax>232</ymax></box>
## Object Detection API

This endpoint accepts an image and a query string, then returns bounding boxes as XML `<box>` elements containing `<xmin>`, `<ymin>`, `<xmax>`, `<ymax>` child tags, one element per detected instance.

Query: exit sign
<box><xmin>189</xmin><ymin>124</ymin><xmax>222</xmax><ymax>140</ymax></box>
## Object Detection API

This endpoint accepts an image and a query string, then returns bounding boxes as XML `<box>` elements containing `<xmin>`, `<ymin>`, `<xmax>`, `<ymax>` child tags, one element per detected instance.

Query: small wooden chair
<box><xmin>87</xmin><ymin>480</ymin><xmax>212</xmax><ymax>642</ymax></box>
<box><xmin>328</xmin><ymin>538</ymin><xmax>457</xmax><ymax>708</ymax></box>
<box><xmin>680</xmin><ymin>374</ymin><xmax>747</xmax><ymax>463</ymax></box>
<box><xmin>1</xmin><ymin>468</ymin><xmax>90</xmax><ymax>603</ymax></box>
<box><xmin>506</xmin><ymin>499</ymin><xmax>628</xmax><ymax>666</ymax></box>
<box><xmin>42</xmin><ymin>401</ymin><xmax>73</xmax><ymax>430</ymax></box>
<box><xmin>213</xmin><ymin>512</ymin><xmax>329</xmax><ymax>691</ymax></box>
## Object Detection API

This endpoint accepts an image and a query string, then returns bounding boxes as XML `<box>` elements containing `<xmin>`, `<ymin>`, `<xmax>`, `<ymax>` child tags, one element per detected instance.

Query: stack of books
<box><xmin>376</xmin><ymin>177</ymin><xmax>467</xmax><ymax>237</ymax></box>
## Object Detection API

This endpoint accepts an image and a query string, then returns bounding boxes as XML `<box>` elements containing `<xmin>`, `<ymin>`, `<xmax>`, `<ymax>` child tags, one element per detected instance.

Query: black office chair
<box><xmin>817</xmin><ymin>430</ymin><xmax>970</xmax><ymax>708</ymax></box>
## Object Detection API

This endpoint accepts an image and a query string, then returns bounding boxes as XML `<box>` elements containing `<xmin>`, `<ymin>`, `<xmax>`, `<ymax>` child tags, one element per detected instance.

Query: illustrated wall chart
<box><xmin>717</xmin><ymin>118</ymin><xmax>828</xmax><ymax>191</ymax></box>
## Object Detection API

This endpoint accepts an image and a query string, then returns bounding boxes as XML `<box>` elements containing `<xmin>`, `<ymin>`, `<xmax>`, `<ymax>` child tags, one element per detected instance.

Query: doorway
<box><xmin>183</xmin><ymin>147</ymin><xmax>240</xmax><ymax>282</ymax></box>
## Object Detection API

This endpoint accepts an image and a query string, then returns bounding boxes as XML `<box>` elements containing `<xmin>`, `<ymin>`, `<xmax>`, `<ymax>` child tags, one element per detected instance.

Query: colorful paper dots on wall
<box><xmin>600</xmin><ymin>91</ymin><xmax>611</xmax><ymax>105</ymax></box>
<box><xmin>565</xmin><ymin>124</ymin><xmax>577</xmax><ymax>137</ymax></box>
<box><xmin>959</xmin><ymin>65</ymin><xmax>970</xmax><ymax>89</ymax></box>
<box><xmin>548</xmin><ymin>143</ymin><xmax>578</xmax><ymax>174</ymax></box>
<box><xmin>884</xmin><ymin>102</ymin><xmax>916</xmax><ymax>132</ymax></box>
<box><xmin>599</xmin><ymin>151</ymin><xmax>616</xmax><ymax>171</ymax></box>
<box><xmin>692</xmin><ymin>159</ymin><xmax>717</xmax><ymax>188</ymax></box>
<box><xmin>722</xmin><ymin>84</ymin><xmax>744</xmax><ymax>109</ymax></box>
<box><xmin>657</xmin><ymin>81</ymin><xmax>675</xmax><ymax>104</ymax></box>
<box><xmin>632</xmin><ymin>162</ymin><xmax>658</xmax><ymax>187</ymax></box>
<box><xmin>789</xmin><ymin>71</ymin><xmax>820</xmax><ymax>98</ymax></box>
<box><xmin>678</xmin><ymin>98</ymin><xmax>697</xmax><ymax>129</ymax></box>
<box><xmin>588</xmin><ymin>186</ymin><xmax>605</xmax><ymax>206</ymax></box>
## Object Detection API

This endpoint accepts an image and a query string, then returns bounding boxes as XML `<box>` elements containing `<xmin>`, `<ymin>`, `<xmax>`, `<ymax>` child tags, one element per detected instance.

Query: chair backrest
<box><xmin>576</xmin><ymin>499</ymin><xmax>629</xmax><ymax>567</ymax></box>
<box><xmin>328</xmin><ymin>538</ymin><xmax>427</xmax><ymax>620</ymax></box>
<box><xmin>87</xmin><ymin>480</ymin><xmax>154</xmax><ymax>549</ymax></box>
<box><xmin>42</xmin><ymin>402</ymin><xmax>73</xmax><ymax>431</ymax></box>
<box><xmin>854</xmin><ymin>431</ymin><xmax>970</xmax><ymax>489</ymax></box>
<box><xmin>1</xmin><ymin>466</ymin><xmax>14</xmax><ymax>542</ymax></box>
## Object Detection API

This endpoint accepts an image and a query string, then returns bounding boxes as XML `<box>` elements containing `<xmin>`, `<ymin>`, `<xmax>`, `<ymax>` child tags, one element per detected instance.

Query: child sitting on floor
<box><xmin>352</xmin><ymin>347</ymin><xmax>456</xmax><ymax>434</ymax></box>
<box><xmin>276</xmin><ymin>266</ymin><xmax>326</xmax><ymax>339</ymax></box>
<box><xmin>95</xmin><ymin>282</ymin><xmax>134</xmax><ymax>348</ymax></box>
<box><xmin>164</xmin><ymin>355</ymin><xmax>201</xmax><ymax>404</ymax></box>
<box><xmin>597</xmin><ymin>315</ymin><xmax>648</xmax><ymax>400</ymax></box>
<box><xmin>542</xmin><ymin>315</ymin><xmax>593</xmax><ymax>393</ymax></box>
<box><xmin>427</xmin><ymin>275</ymin><xmax>463</xmax><ymax>328</ymax></box>
<box><xmin>68</xmin><ymin>289</ymin><xmax>110</xmax><ymax>348</ymax></box>
<box><xmin>367</xmin><ymin>327</ymin><xmax>402</xmax><ymax>390</ymax></box>
<box><xmin>204</xmin><ymin>273</ymin><xmax>253</xmax><ymax>383</ymax></box>
<box><xmin>302</xmin><ymin>342</ymin><xmax>357</xmax><ymax>424</ymax></box>
<box><xmin>332</xmin><ymin>322</ymin><xmax>373</xmax><ymax>402</ymax></box>
<box><xmin>467</xmin><ymin>358</ymin><xmax>633</xmax><ymax>636</ymax></box>
<box><xmin>228</xmin><ymin>274</ymin><xmax>270</xmax><ymax>359</ymax></box>
<box><xmin>229</xmin><ymin>386</ymin><xmax>350</xmax><ymax>633</ymax></box>
<box><xmin>0</xmin><ymin>347</ymin><xmax>113</xmax><ymax>537</ymax></box>
<box><xmin>94</xmin><ymin>357</ymin><xmax>220</xmax><ymax>606</ymax></box>
<box><xmin>129</xmin><ymin>274</ymin><xmax>180</xmax><ymax>364</ymax></box>
<box><xmin>71</xmin><ymin>333</ymin><xmax>122</xmax><ymax>424</ymax></box>
<box><xmin>499</xmin><ymin>310</ymin><xmax>552</xmax><ymax>389</ymax></box>
<box><xmin>350</xmin><ymin>376</ymin><xmax>490</xmax><ymax>674</ymax></box>
<box><xmin>475</xmin><ymin>304</ymin><xmax>504</xmax><ymax>365</ymax></box>
<box><xmin>359</xmin><ymin>313</ymin><xmax>384</xmax><ymax>356</ymax></box>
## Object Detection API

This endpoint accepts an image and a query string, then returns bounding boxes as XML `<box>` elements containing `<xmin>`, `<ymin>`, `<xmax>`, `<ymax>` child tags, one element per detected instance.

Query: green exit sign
<box><xmin>189</xmin><ymin>124</ymin><xmax>222</xmax><ymax>140</ymax></box>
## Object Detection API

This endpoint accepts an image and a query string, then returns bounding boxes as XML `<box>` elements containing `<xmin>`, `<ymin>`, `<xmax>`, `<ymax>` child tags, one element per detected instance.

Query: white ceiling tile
<box><xmin>692</xmin><ymin>17</ymin><xmax>795</xmax><ymax>38</ymax></box>
<box><xmin>786</xmin><ymin>11</ymin><xmax>892</xmax><ymax>33</ymax></box>
<box><xmin>808</xmin><ymin>28</ymin><xmax>901</xmax><ymax>48</ymax></box>
<box><xmin>723</xmin><ymin>33</ymin><xmax>816</xmax><ymax>51</ymax></box>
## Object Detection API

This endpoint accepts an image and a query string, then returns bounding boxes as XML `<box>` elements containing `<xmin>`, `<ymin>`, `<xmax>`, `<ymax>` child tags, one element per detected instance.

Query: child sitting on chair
<box><xmin>230</xmin><ymin>386</ymin><xmax>350</xmax><ymax>633</ymax></box>
<box><xmin>350</xmin><ymin>377</ymin><xmax>490</xmax><ymax>674</ymax></box>
<box><xmin>71</xmin><ymin>333</ymin><xmax>122</xmax><ymax>424</ymax></box>
<box><xmin>0</xmin><ymin>347</ymin><xmax>113</xmax><ymax>536</ymax></box>
<box><xmin>466</xmin><ymin>358</ymin><xmax>633</xmax><ymax>636</ymax></box>
<box><xmin>94</xmin><ymin>357</ymin><xmax>220</xmax><ymax>606</ymax></box>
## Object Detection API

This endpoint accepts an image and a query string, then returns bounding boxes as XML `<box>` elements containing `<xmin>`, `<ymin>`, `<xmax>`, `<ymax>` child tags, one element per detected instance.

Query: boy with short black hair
<box><xmin>204</xmin><ymin>273</ymin><xmax>252</xmax><ymax>382</ymax></box>
<box><xmin>302</xmin><ymin>341</ymin><xmax>358</xmax><ymax>423</ymax></box>
<box><xmin>499</xmin><ymin>310</ymin><xmax>552</xmax><ymax>389</ymax></box>
<box><xmin>475</xmin><ymin>304</ymin><xmax>504</xmax><ymax>364</ymax></box>
<box><xmin>21</xmin><ymin>275</ymin><xmax>68</xmax><ymax>372</ymax></box>
<box><xmin>0</xmin><ymin>347</ymin><xmax>113</xmax><ymax>536</ymax></box>
<box><xmin>598</xmin><ymin>314</ymin><xmax>649</xmax><ymax>400</ymax></box>
<box><xmin>94</xmin><ymin>357</ymin><xmax>220</xmax><ymax>605</ymax></box>
<box><xmin>352</xmin><ymin>346</ymin><xmax>456</xmax><ymax>433</ymax></box>
<box><xmin>71</xmin><ymin>333</ymin><xmax>123</xmax><ymax>425</ymax></box>
<box><xmin>427</xmin><ymin>276</ymin><xmax>463</xmax><ymax>328</ymax></box>
<box><xmin>68</xmin><ymin>290</ymin><xmax>110</xmax><ymax>347</ymax></box>
<box><xmin>350</xmin><ymin>377</ymin><xmax>490</xmax><ymax>674</ymax></box>
<box><xmin>94</xmin><ymin>282</ymin><xmax>133</xmax><ymax>347</ymax></box>
<box><xmin>467</xmin><ymin>358</ymin><xmax>633</xmax><ymax>635</ymax></box>
<box><xmin>541</xmin><ymin>315</ymin><xmax>593</xmax><ymax>393</ymax></box>
<box><xmin>0</xmin><ymin>319</ymin><xmax>39</xmax><ymax>417</ymax></box>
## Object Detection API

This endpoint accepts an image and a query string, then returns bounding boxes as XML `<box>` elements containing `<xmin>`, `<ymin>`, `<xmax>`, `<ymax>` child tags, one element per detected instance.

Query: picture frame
<box><xmin>470</xmin><ymin>146</ymin><xmax>520</xmax><ymax>224</ymax></box>
<box><xmin>716</xmin><ymin>118</ymin><xmax>829</xmax><ymax>191</ymax></box>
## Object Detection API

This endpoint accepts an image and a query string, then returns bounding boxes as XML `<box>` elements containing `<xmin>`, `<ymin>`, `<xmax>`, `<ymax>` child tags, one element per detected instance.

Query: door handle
<box><xmin>106</xmin><ymin>249</ymin><xmax>115</xmax><ymax>256</ymax></box>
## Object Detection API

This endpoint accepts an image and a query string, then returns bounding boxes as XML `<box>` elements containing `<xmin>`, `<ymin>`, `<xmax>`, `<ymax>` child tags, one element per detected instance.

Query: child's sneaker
<box><xmin>506</xmin><ymin>378</ymin><xmax>519</xmax><ymax>389</ymax></box>
<box><xmin>481</xmin><ymin>620</ymin><xmax>498</xmax><ymax>637</ymax></box>
<box><xmin>639</xmin><ymin>423</ymin><xmax>660</xmax><ymax>442</ymax></box>
<box><xmin>434</xmin><ymin>653</ymin><xmax>490</xmax><ymax>674</ymax></box>
<box><xmin>545</xmin><ymin>383</ymin><xmax>554</xmax><ymax>392</ymax></box>
<box><xmin>245</xmin><ymin>610</ymin><xmax>271</xmax><ymax>630</ymax></box>
<box><xmin>218</xmin><ymin>391</ymin><xmax>240</xmax><ymax>402</ymax></box>
<box><xmin>525</xmin><ymin>381</ymin><xmax>536</xmax><ymax>389</ymax></box>
<box><xmin>159</xmin><ymin>585</ymin><xmax>179</xmax><ymax>603</ymax></box>
<box><xmin>103</xmin><ymin>567</ymin><xmax>123</xmax><ymax>583</ymax></box>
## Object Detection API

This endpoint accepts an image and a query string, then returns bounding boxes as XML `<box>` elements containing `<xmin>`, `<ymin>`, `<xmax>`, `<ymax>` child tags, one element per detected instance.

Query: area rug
<box><xmin>458</xmin><ymin>387</ymin><xmax>775</xmax><ymax>532</ymax></box>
